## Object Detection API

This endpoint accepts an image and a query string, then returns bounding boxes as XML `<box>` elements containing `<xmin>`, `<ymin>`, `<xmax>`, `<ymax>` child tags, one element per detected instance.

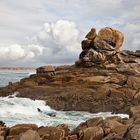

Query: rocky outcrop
<box><xmin>36</xmin><ymin>65</ymin><xmax>55</xmax><ymax>76</ymax></box>
<box><xmin>76</xmin><ymin>27</ymin><xmax>128</xmax><ymax>67</ymax></box>
<box><xmin>0</xmin><ymin>53</ymin><xmax>139</xmax><ymax>114</ymax></box>
<box><xmin>0</xmin><ymin>106</ymin><xmax>140</xmax><ymax>140</ymax></box>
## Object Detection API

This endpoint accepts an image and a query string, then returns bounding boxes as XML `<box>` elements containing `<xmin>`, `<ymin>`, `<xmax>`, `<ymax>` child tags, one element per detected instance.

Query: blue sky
<box><xmin>0</xmin><ymin>0</ymin><xmax>140</xmax><ymax>66</ymax></box>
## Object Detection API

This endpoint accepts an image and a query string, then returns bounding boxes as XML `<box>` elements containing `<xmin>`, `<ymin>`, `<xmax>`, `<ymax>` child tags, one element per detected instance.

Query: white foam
<box><xmin>0</xmin><ymin>95</ymin><xmax>129</xmax><ymax>129</ymax></box>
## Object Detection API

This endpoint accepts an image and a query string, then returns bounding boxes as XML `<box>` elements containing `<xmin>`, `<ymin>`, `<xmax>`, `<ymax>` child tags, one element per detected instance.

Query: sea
<box><xmin>0</xmin><ymin>70</ymin><xmax>129</xmax><ymax>129</ymax></box>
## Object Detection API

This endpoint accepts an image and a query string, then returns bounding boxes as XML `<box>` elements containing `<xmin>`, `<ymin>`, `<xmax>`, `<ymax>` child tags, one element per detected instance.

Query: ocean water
<box><xmin>0</xmin><ymin>71</ymin><xmax>129</xmax><ymax>129</ymax></box>
<box><xmin>0</xmin><ymin>71</ymin><xmax>34</xmax><ymax>87</ymax></box>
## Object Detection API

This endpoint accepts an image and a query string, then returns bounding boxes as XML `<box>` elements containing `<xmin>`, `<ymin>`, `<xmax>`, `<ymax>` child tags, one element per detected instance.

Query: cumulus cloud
<box><xmin>0</xmin><ymin>0</ymin><xmax>139</xmax><ymax>66</ymax></box>
<box><xmin>34</xmin><ymin>20</ymin><xmax>81</xmax><ymax>64</ymax></box>
<box><xmin>0</xmin><ymin>44</ymin><xmax>43</xmax><ymax>66</ymax></box>
<box><xmin>0</xmin><ymin>20</ymin><xmax>81</xmax><ymax>66</ymax></box>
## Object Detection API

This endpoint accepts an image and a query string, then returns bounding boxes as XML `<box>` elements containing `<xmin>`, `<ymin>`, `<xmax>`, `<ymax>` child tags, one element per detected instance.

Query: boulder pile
<box><xmin>76</xmin><ymin>27</ymin><xmax>124</xmax><ymax>67</ymax></box>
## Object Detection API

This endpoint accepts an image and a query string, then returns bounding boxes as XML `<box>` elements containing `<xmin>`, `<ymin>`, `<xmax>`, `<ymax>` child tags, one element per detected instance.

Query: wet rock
<box><xmin>0</xmin><ymin>125</ymin><xmax>8</xmax><ymax>140</ymax></box>
<box><xmin>0</xmin><ymin>121</ymin><xmax>5</xmax><ymax>127</ymax></box>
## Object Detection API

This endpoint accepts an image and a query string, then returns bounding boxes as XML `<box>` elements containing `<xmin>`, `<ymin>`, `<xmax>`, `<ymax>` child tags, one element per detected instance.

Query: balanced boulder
<box><xmin>76</xmin><ymin>27</ymin><xmax>124</xmax><ymax>67</ymax></box>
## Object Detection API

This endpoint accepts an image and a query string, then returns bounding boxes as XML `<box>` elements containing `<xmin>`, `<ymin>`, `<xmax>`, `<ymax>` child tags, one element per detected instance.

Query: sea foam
<box><xmin>0</xmin><ymin>95</ymin><xmax>129</xmax><ymax>129</ymax></box>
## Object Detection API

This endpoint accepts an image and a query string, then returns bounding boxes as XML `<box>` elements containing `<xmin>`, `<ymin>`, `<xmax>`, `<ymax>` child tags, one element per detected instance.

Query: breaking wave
<box><xmin>0</xmin><ymin>94</ymin><xmax>129</xmax><ymax>129</ymax></box>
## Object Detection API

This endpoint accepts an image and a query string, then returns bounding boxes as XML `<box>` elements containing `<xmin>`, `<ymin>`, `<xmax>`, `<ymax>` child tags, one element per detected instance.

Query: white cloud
<box><xmin>0</xmin><ymin>0</ymin><xmax>139</xmax><ymax>66</ymax></box>
<box><xmin>0</xmin><ymin>44</ymin><xmax>43</xmax><ymax>66</ymax></box>
<box><xmin>0</xmin><ymin>20</ymin><xmax>81</xmax><ymax>66</ymax></box>
<box><xmin>35</xmin><ymin>20</ymin><xmax>81</xmax><ymax>64</ymax></box>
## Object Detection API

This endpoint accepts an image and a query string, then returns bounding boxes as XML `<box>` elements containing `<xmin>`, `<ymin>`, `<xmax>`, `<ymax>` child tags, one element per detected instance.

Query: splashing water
<box><xmin>0</xmin><ymin>95</ymin><xmax>129</xmax><ymax>129</ymax></box>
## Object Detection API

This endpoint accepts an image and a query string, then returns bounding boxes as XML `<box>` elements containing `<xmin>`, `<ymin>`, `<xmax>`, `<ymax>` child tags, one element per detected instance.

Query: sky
<box><xmin>0</xmin><ymin>0</ymin><xmax>140</xmax><ymax>67</ymax></box>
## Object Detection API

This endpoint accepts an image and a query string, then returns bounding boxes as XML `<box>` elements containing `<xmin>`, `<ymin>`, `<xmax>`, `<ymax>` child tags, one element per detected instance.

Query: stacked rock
<box><xmin>76</xmin><ymin>27</ymin><xmax>124</xmax><ymax>67</ymax></box>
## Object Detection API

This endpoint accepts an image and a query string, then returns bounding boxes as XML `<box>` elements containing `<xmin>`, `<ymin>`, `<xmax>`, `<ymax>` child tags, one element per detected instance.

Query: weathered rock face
<box><xmin>76</xmin><ymin>27</ymin><xmax>125</xmax><ymax>67</ymax></box>
<box><xmin>36</xmin><ymin>65</ymin><xmax>55</xmax><ymax>77</ymax></box>
<box><xmin>79</xmin><ymin>126</ymin><xmax>104</xmax><ymax>140</ymax></box>
<box><xmin>18</xmin><ymin>130</ymin><xmax>41</xmax><ymax>140</ymax></box>
<box><xmin>97</xmin><ymin>27</ymin><xmax>124</xmax><ymax>52</ymax></box>
<box><xmin>129</xmin><ymin>105</ymin><xmax>140</xmax><ymax>120</ymax></box>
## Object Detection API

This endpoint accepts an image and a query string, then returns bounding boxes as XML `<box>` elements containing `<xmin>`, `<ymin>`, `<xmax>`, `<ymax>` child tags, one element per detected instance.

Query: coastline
<box><xmin>0</xmin><ymin>105</ymin><xmax>140</xmax><ymax>140</ymax></box>
<box><xmin>0</xmin><ymin>50</ymin><xmax>140</xmax><ymax>114</ymax></box>
<box><xmin>0</xmin><ymin>51</ymin><xmax>139</xmax><ymax>139</ymax></box>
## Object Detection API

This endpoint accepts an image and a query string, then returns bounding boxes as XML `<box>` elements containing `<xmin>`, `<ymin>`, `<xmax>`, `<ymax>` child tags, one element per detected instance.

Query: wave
<box><xmin>0</xmin><ymin>95</ymin><xmax>129</xmax><ymax>129</ymax></box>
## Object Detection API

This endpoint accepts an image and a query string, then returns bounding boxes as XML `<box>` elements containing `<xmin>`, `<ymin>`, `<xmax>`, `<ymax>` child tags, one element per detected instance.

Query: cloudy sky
<box><xmin>0</xmin><ymin>0</ymin><xmax>140</xmax><ymax>67</ymax></box>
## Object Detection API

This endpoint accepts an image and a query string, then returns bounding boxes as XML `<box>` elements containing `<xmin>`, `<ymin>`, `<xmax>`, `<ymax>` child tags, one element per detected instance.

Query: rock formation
<box><xmin>76</xmin><ymin>27</ymin><xmax>124</xmax><ymax>67</ymax></box>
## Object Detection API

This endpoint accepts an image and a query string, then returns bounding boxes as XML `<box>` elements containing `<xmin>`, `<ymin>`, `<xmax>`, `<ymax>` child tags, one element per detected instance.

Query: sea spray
<box><xmin>0</xmin><ymin>95</ymin><xmax>129</xmax><ymax>129</ymax></box>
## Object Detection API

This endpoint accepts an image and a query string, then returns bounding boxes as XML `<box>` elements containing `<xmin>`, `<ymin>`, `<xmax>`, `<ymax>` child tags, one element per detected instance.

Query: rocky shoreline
<box><xmin>0</xmin><ymin>27</ymin><xmax>140</xmax><ymax>139</ymax></box>
<box><xmin>0</xmin><ymin>27</ymin><xmax>140</xmax><ymax>114</ymax></box>
<box><xmin>0</xmin><ymin>50</ymin><xmax>139</xmax><ymax>114</ymax></box>
<box><xmin>0</xmin><ymin>106</ymin><xmax>140</xmax><ymax>140</ymax></box>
